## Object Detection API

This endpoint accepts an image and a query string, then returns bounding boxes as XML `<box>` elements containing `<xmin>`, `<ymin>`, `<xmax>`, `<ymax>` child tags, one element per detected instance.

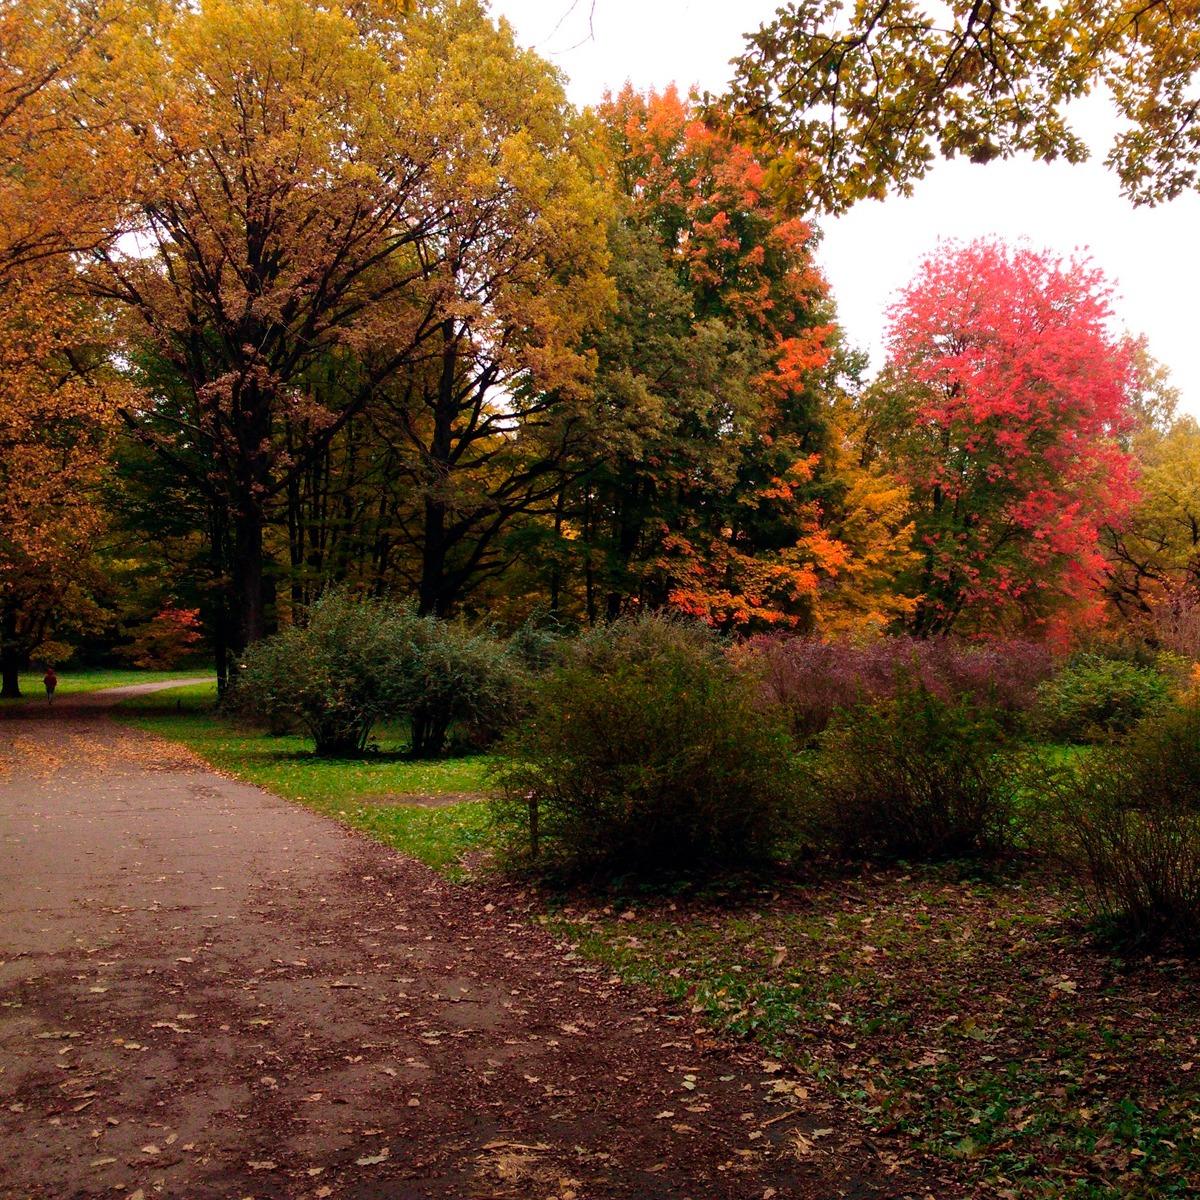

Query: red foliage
<box><xmin>886</xmin><ymin>240</ymin><xmax>1139</xmax><ymax>637</ymax></box>
<box><xmin>125</xmin><ymin>605</ymin><xmax>204</xmax><ymax>670</ymax></box>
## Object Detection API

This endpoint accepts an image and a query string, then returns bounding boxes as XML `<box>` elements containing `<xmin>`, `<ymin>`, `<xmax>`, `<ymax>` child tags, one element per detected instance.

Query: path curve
<box><xmin>0</xmin><ymin>687</ymin><xmax>913</xmax><ymax>1198</ymax></box>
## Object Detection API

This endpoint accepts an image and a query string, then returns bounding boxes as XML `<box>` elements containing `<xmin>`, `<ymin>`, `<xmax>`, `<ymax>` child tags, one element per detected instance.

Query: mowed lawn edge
<box><xmin>0</xmin><ymin>668</ymin><xmax>214</xmax><ymax>704</ymax></box>
<box><xmin>117</xmin><ymin>681</ymin><xmax>493</xmax><ymax>878</ymax></box>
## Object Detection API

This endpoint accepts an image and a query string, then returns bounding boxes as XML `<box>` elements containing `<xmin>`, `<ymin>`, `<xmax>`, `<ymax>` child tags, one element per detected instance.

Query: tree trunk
<box><xmin>409</xmin><ymin>710</ymin><xmax>450</xmax><ymax>759</ymax></box>
<box><xmin>232</xmin><ymin>503</ymin><xmax>266</xmax><ymax>649</ymax></box>
<box><xmin>0</xmin><ymin>607</ymin><xmax>22</xmax><ymax>699</ymax></box>
<box><xmin>418</xmin><ymin>320</ymin><xmax>459</xmax><ymax>619</ymax></box>
<box><xmin>213</xmin><ymin>596</ymin><xmax>230</xmax><ymax>698</ymax></box>
<box><xmin>229</xmin><ymin>375</ymin><xmax>274</xmax><ymax>650</ymax></box>
<box><xmin>418</xmin><ymin>495</ymin><xmax>447</xmax><ymax>618</ymax></box>
<box><xmin>549</xmin><ymin>489</ymin><xmax>565</xmax><ymax>615</ymax></box>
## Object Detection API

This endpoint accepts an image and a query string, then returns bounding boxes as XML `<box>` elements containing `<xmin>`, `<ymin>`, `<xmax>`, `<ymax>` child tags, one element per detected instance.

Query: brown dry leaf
<box><xmin>789</xmin><ymin>1130</ymin><xmax>814</xmax><ymax>1157</ymax></box>
<box><xmin>355</xmin><ymin>1148</ymin><xmax>390</xmax><ymax>1166</ymax></box>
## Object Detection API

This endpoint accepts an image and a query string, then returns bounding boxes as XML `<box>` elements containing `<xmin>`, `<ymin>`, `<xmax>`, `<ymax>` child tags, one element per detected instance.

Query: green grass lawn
<box><xmin>118</xmin><ymin>682</ymin><xmax>494</xmax><ymax>878</ymax></box>
<box><xmin>1</xmin><ymin>667</ymin><xmax>211</xmax><ymax>705</ymax></box>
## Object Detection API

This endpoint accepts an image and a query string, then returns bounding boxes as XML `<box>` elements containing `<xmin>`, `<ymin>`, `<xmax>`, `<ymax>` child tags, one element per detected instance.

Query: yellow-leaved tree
<box><xmin>94</xmin><ymin>0</ymin><xmax>611</xmax><ymax>671</ymax></box>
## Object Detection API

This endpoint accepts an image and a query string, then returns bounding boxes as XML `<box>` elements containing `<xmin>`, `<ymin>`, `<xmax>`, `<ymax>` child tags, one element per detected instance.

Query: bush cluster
<box><xmin>234</xmin><ymin>604</ymin><xmax>1200</xmax><ymax>948</ymax></box>
<box><xmin>740</xmin><ymin>634</ymin><xmax>1052</xmax><ymax>743</ymax></box>
<box><xmin>233</xmin><ymin>590</ymin><xmax>523</xmax><ymax>758</ymax></box>
<box><xmin>808</xmin><ymin>686</ymin><xmax>1017</xmax><ymax>860</ymax></box>
<box><xmin>491</xmin><ymin>616</ymin><xmax>797</xmax><ymax>877</ymax></box>
<box><xmin>1043</xmin><ymin>704</ymin><xmax>1200</xmax><ymax>948</ymax></box>
<box><xmin>1032</xmin><ymin>653</ymin><xmax>1170</xmax><ymax>743</ymax></box>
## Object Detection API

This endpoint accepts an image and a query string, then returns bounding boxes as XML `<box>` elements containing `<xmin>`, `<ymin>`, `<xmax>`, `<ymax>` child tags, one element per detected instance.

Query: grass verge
<box><xmin>1</xmin><ymin>668</ymin><xmax>210</xmax><ymax>704</ymax></box>
<box><xmin>118</xmin><ymin>682</ymin><xmax>493</xmax><ymax>878</ymax></box>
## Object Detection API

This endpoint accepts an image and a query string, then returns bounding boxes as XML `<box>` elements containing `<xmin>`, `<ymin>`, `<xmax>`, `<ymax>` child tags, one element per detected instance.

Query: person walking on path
<box><xmin>42</xmin><ymin>666</ymin><xmax>57</xmax><ymax>704</ymax></box>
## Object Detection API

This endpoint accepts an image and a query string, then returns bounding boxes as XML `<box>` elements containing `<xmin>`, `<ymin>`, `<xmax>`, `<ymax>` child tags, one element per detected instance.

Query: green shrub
<box><xmin>234</xmin><ymin>591</ymin><xmax>524</xmax><ymax>758</ymax></box>
<box><xmin>809</xmin><ymin>685</ymin><xmax>1017</xmax><ymax>860</ymax></box>
<box><xmin>1043</xmin><ymin>704</ymin><xmax>1200</xmax><ymax>949</ymax></box>
<box><xmin>1032</xmin><ymin>653</ymin><xmax>1169</xmax><ymax>743</ymax></box>
<box><xmin>406</xmin><ymin>619</ymin><xmax>527</xmax><ymax>758</ymax></box>
<box><xmin>505</xmin><ymin>608</ymin><xmax>568</xmax><ymax>673</ymax></box>
<box><xmin>234</xmin><ymin>590</ymin><xmax>415</xmax><ymax>756</ymax></box>
<box><xmin>491</xmin><ymin>614</ymin><xmax>797</xmax><ymax>878</ymax></box>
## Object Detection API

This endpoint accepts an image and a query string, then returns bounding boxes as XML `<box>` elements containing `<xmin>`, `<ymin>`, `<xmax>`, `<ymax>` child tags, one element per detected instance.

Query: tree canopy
<box><xmin>728</xmin><ymin>0</ymin><xmax>1200</xmax><ymax>211</ymax></box>
<box><xmin>0</xmin><ymin>0</ymin><xmax>1189</xmax><ymax>681</ymax></box>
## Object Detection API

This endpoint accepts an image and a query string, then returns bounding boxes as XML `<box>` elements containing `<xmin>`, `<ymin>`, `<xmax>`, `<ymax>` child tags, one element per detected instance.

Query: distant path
<box><xmin>0</xmin><ymin>687</ymin><xmax>915</xmax><ymax>1199</ymax></box>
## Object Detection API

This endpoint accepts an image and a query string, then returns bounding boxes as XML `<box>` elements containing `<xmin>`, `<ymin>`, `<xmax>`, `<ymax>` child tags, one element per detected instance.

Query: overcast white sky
<box><xmin>492</xmin><ymin>0</ymin><xmax>1200</xmax><ymax>418</ymax></box>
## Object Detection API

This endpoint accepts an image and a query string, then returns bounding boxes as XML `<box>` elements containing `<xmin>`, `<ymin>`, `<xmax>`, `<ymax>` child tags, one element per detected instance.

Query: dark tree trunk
<box><xmin>605</xmin><ymin>479</ymin><xmax>644</xmax><ymax>622</ymax></box>
<box><xmin>229</xmin><ymin>374</ymin><xmax>274</xmax><ymax>650</ymax></box>
<box><xmin>232</xmin><ymin>503</ymin><xmax>266</xmax><ymax>650</ymax></box>
<box><xmin>583</xmin><ymin>492</ymin><xmax>597</xmax><ymax>625</ymax></box>
<box><xmin>1</xmin><ymin>606</ymin><xmax>22</xmax><ymax>699</ymax></box>
<box><xmin>213</xmin><ymin>604</ymin><xmax>230</xmax><ymax>698</ymax></box>
<box><xmin>409</xmin><ymin>709</ymin><xmax>451</xmax><ymax>758</ymax></box>
<box><xmin>418</xmin><ymin>495</ymin><xmax>447</xmax><ymax>617</ymax></box>
<box><xmin>418</xmin><ymin>321</ymin><xmax>458</xmax><ymax>619</ymax></box>
<box><xmin>549</xmin><ymin>489</ymin><xmax>565</xmax><ymax>615</ymax></box>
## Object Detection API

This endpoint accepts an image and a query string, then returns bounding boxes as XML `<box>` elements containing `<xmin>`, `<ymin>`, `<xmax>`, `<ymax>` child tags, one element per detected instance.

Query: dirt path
<box><xmin>0</xmin><ymin>689</ymin><xmax>925</xmax><ymax>1200</ymax></box>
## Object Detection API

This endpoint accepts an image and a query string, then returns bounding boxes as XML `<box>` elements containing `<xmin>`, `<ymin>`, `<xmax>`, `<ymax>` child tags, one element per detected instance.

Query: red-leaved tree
<box><xmin>878</xmin><ymin>239</ymin><xmax>1138</xmax><ymax>637</ymax></box>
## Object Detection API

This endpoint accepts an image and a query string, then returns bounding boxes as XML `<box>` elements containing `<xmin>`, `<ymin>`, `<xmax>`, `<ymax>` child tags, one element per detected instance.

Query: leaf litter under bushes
<box><xmin>548</xmin><ymin>864</ymin><xmax>1200</xmax><ymax>1198</ymax></box>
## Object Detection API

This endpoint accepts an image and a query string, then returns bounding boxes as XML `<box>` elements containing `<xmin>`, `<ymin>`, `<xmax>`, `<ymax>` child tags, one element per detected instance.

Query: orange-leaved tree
<box><xmin>573</xmin><ymin>85</ymin><xmax>846</xmax><ymax>631</ymax></box>
<box><xmin>0</xmin><ymin>0</ymin><xmax>137</xmax><ymax>696</ymax></box>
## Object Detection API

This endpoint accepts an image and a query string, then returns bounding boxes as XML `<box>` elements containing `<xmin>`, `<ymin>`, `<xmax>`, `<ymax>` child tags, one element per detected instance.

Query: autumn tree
<box><xmin>814</xmin><ymin>380</ymin><xmax>918</xmax><ymax>636</ymax></box>
<box><xmin>729</xmin><ymin>0</ymin><xmax>1200</xmax><ymax>211</ymax></box>
<box><xmin>96</xmin><ymin>0</ymin><xmax>607</xmax><ymax>653</ymax></box>
<box><xmin>555</xmin><ymin>86</ymin><xmax>844</xmax><ymax>631</ymax></box>
<box><xmin>94</xmin><ymin>0</ymin><xmax>440</xmax><ymax>652</ymax></box>
<box><xmin>351</xmin><ymin>16</ymin><xmax>610</xmax><ymax>618</ymax></box>
<box><xmin>0</xmin><ymin>0</ymin><xmax>136</xmax><ymax>696</ymax></box>
<box><xmin>1105</xmin><ymin>408</ymin><xmax>1200</xmax><ymax>627</ymax></box>
<box><xmin>875</xmin><ymin>239</ymin><xmax>1138</xmax><ymax>637</ymax></box>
